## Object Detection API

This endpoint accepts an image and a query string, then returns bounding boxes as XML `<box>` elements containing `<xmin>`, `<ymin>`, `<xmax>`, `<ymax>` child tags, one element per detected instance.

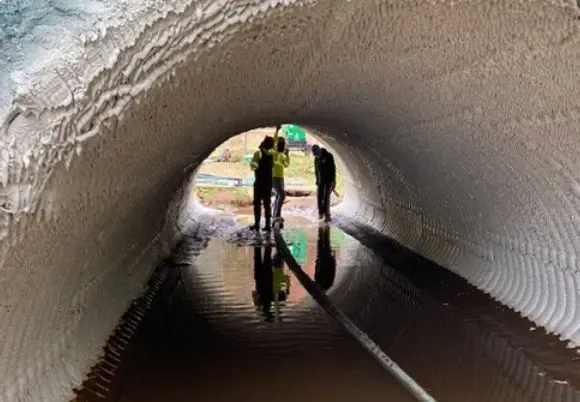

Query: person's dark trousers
<box><xmin>318</xmin><ymin>182</ymin><xmax>332</xmax><ymax>220</ymax></box>
<box><xmin>253</xmin><ymin>182</ymin><xmax>272</xmax><ymax>229</ymax></box>
<box><xmin>316</xmin><ymin>184</ymin><xmax>324</xmax><ymax>218</ymax></box>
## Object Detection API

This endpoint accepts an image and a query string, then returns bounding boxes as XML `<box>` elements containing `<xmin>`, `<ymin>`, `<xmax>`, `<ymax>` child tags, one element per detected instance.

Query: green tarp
<box><xmin>282</xmin><ymin>124</ymin><xmax>307</xmax><ymax>142</ymax></box>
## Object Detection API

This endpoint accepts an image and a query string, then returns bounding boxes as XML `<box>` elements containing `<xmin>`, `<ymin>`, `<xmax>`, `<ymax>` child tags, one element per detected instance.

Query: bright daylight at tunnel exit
<box><xmin>194</xmin><ymin>126</ymin><xmax>345</xmax><ymax>219</ymax></box>
<box><xmin>2</xmin><ymin>0</ymin><xmax>580</xmax><ymax>401</ymax></box>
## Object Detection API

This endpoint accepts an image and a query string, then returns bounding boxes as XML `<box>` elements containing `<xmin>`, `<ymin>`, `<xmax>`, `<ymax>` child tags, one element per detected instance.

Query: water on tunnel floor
<box><xmin>79</xmin><ymin>216</ymin><xmax>580</xmax><ymax>402</ymax></box>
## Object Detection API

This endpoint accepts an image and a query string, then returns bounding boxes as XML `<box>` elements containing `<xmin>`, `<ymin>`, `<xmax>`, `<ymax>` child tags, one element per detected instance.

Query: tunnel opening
<box><xmin>190</xmin><ymin>125</ymin><xmax>346</xmax><ymax>218</ymax></box>
<box><xmin>70</xmin><ymin>121</ymin><xmax>580</xmax><ymax>402</ymax></box>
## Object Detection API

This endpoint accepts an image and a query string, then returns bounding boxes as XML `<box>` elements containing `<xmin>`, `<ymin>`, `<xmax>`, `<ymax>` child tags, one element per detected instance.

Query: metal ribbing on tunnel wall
<box><xmin>272</xmin><ymin>222</ymin><xmax>436</xmax><ymax>402</ymax></box>
<box><xmin>3</xmin><ymin>2</ymin><xmax>580</xmax><ymax>398</ymax></box>
<box><xmin>335</xmin><ymin>218</ymin><xmax>580</xmax><ymax>402</ymax></box>
<box><xmin>342</xmin><ymin>193</ymin><xmax>580</xmax><ymax>347</ymax></box>
<box><xmin>72</xmin><ymin>261</ymin><xmax>173</xmax><ymax>401</ymax></box>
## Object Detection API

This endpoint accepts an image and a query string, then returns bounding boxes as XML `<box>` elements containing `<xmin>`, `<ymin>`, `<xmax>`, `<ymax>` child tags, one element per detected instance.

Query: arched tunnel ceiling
<box><xmin>1</xmin><ymin>0</ymin><xmax>580</xmax><ymax>400</ymax></box>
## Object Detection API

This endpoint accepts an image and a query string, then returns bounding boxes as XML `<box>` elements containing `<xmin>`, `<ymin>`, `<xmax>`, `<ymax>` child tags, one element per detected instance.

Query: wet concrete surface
<box><xmin>75</xmin><ymin>215</ymin><xmax>580</xmax><ymax>402</ymax></box>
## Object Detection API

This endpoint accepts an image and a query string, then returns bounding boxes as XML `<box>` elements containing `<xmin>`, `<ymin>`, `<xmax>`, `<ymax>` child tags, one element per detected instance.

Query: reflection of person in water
<box><xmin>252</xmin><ymin>246</ymin><xmax>290</xmax><ymax>321</ymax></box>
<box><xmin>253</xmin><ymin>245</ymin><xmax>274</xmax><ymax>321</ymax></box>
<box><xmin>272</xmin><ymin>249</ymin><xmax>291</xmax><ymax>320</ymax></box>
<box><xmin>314</xmin><ymin>225</ymin><xmax>336</xmax><ymax>291</ymax></box>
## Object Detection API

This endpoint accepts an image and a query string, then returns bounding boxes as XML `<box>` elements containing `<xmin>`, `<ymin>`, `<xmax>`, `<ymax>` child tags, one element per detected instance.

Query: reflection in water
<box><xmin>280</xmin><ymin>222</ymin><xmax>345</xmax><ymax>302</ymax></box>
<box><xmin>86</xmin><ymin>217</ymin><xmax>580</xmax><ymax>402</ymax></box>
<box><xmin>252</xmin><ymin>246</ymin><xmax>290</xmax><ymax>322</ymax></box>
<box><xmin>286</xmin><ymin>229</ymin><xmax>308</xmax><ymax>265</ymax></box>
<box><xmin>272</xmin><ymin>249</ymin><xmax>291</xmax><ymax>318</ymax></box>
<box><xmin>252</xmin><ymin>245</ymin><xmax>274</xmax><ymax>321</ymax></box>
<box><xmin>314</xmin><ymin>225</ymin><xmax>336</xmax><ymax>291</ymax></box>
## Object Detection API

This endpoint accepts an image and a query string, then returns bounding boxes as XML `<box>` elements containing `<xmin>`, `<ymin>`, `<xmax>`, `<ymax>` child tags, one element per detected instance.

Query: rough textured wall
<box><xmin>1</xmin><ymin>0</ymin><xmax>580</xmax><ymax>400</ymax></box>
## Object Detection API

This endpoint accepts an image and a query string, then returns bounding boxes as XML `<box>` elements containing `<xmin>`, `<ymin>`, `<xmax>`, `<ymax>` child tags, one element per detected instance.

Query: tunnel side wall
<box><xmin>1</xmin><ymin>1</ymin><xmax>580</xmax><ymax>401</ymax></box>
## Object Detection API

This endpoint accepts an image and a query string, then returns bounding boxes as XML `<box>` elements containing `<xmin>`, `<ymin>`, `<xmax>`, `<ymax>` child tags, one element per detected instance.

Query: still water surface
<box><xmin>83</xmin><ymin>217</ymin><xmax>579</xmax><ymax>402</ymax></box>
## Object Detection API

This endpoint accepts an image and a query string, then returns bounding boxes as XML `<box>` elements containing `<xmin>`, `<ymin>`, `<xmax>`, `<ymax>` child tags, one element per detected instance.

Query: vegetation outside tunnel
<box><xmin>195</xmin><ymin>126</ymin><xmax>345</xmax><ymax>208</ymax></box>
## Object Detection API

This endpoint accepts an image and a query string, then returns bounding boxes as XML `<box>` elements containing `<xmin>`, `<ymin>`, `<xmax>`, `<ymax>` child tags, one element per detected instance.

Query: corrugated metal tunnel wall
<box><xmin>1</xmin><ymin>0</ymin><xmax>580</xmax><ymax>400</ymax></box>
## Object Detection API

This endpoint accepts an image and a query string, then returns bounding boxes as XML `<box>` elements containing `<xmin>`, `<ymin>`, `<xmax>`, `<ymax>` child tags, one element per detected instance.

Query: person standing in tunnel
<box><xmin>314</xmin><ymin>224</ymin><xmax>337</xmax><ymax>291</ymax></box>
<box><xmin>272</xmin><ymin>136</ymin><xmax>290</xmax><ymax>222</ymax></box>
<box><xmin>311</xmin><ymin>144</ymin><xmax>323</xmax><ymax>218</ymax></box>
<box><xmin>249</xmin><ymin>125</ymin><xmax>281</xmax><ymax>231</ymax></box>
<box><xmin>315</xmin><ymin>147</ymin><xmax>336</xmax><ymax>222</ymax></box>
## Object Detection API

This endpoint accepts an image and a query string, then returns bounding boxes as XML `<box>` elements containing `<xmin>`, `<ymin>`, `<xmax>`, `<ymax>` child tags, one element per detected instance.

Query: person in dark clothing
<box><xmin>311</xmin><ymin>144</ymin><xmax>323</xmax><ymax>218</ymax></box>
<box><xmin>249</xmin><ymin>127</ymin><xmax>280</xmax><ymax>231</ymax></box>
<box><xmin>252</xmin><ymin>246</ymin><xmax>274</xmax><ymax>321</ymax></box>
<box><xmin>314</xmin><ymin>147</ymin><xmax>336</xmax><ymax>222</ymax></box>
<box><xmin>314</xmin><ymin>225</ymin><xmax>336</xmax><ymax>291</ymax></box>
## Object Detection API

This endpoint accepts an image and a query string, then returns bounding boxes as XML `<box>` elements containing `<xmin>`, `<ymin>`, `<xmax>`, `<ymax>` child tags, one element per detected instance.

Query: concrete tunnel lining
<box><xmin>1</xmin><ymin>0</ymin><xmax>580</xmax><ymax>400</ymax></box>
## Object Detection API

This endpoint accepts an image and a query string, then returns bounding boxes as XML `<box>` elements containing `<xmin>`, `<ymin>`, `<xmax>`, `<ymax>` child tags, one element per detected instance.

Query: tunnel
<box><xmin>2</xmin><ymin>0</ymin><xmax>580</xmax><ymax>400</ymax></box>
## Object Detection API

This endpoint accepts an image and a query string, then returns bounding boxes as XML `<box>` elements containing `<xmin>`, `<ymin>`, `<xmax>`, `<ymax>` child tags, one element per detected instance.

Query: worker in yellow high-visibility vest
<box><xmin>249</xmin><ymin>126</ymin><xmax>280</xmax><ymax>231</ymax></box>
<box><xmin>272</xmin><ymin>136</ymin><xmax>290</xmax><ymax>222</ymax></box>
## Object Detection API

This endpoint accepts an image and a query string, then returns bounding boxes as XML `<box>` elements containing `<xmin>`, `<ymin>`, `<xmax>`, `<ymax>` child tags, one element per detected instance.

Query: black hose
<box><xmin>273</xmin><ymin>222</ymin><xmax>436</xmax><ymax>402</ymax></box>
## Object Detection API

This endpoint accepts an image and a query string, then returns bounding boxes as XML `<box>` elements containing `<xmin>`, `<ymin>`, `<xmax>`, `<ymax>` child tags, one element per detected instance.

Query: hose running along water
<box><xmin>272</xmin><ymin>222</ymin><xmax>436</xmax><ymax>402</ymax></box>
